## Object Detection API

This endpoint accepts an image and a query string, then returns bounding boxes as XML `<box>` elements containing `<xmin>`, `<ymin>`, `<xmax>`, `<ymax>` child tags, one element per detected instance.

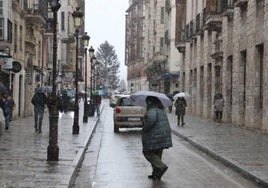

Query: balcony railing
<box><xmin>222</xmin><ymin>0</ymin><xmax>234</xmax><ymax>18</ymax></box>
<box><xmin>234</xmin><ymin>0</ymin><xmax>248</xmax><ymax>7</ymax></box>
<box><xmin>24</xmin><ymin>0</ymin><xmax>48</xmax><ymax>24</ymax></box>
<box><xmin>203</xmin><ymin>0</ymin><xmax>222</xmax><ymax>31</ymax></box>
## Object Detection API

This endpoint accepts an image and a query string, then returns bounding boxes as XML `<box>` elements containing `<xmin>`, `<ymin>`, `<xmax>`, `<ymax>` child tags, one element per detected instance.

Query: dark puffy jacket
<box><xmin>142</xmin><ymin>108</ymin><xmax>172</xmax><ymax>151</ymax></box>
<box><xmin>174</xmin><ymin>98</ymin><xmax>187</xmax><ymax>115</ymax></box>
<box><xmin>31</xmin><ymin>93</ymin><xmax>47</xmax><ymax>108</ymax></box>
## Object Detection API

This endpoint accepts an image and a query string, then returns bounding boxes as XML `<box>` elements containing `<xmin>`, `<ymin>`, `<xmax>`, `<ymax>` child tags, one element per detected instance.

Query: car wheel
<box><xmin>114</xmin><ymin>124</ymin><xmax>119</xmax><ymax>133</ymax></box>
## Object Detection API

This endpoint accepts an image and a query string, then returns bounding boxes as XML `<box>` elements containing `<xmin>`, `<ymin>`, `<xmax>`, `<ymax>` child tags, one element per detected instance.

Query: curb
<box><xmin>68</xmin><ymin>106</ymin><xmax>103</xmax><ymax>188</ymax></box>
<box><xmin>171</xmin><ymin>129</ymin><xmax>268</xmax><ymax>188</ymax></box>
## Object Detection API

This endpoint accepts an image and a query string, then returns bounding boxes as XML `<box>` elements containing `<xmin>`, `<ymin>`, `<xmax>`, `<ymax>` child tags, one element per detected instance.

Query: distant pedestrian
<box><xmin>142</xmin><ymin>96</ymin><xmax>172</xmax><ymax>180</ymax></box>
<box><xmin>214</xmin><ymin>93</ymin><xmax>224</xmax><ymax>122</ymax></box>
<box><xmin>93</xmin><ymin>94</ymin><xmax>102</xmax><ymax>116</ymax></box>
<box><xmin>31</xmin><ymin>90</ymin><xmax>47</xmax><ymax>133</ymax></box>
<box><xmin>174</xmin><ymin>96</ymin><xmax>187</xmax><ymax>126</ymax></box>
<box><xmin>61</xmin><ymin>91</ymin><xmax>70</xmax><ymax>112</ymax></box>
<box><xmin>2</xmin><ymin>95</ymin><xmax>15</xmax><ymax>130</ymax></box>
<box><xmin>7</xmin><ymin>95</ymin><xmax>15</xmax><ymax>121</ymax></box>
<box><xmin>166</xmin><ymin>93</ymin><xmax>174</xmax><ymax>113</ymax></box>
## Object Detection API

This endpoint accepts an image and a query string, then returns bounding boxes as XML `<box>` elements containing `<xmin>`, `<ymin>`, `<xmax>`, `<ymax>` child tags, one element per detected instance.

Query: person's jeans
<box><xmin>95</xmin><ymin>104</ymin><xmax>100</xmax><ymax>116</ymax></box>
<box><xmin>5</xmin><ymin>113</ymin><xmax>11</xmax><ymax>128</ymax></box>
<box><xmin>34</xmin><ymin>106</ymin><xmax>45</xmax><ymax>131</ymax></box>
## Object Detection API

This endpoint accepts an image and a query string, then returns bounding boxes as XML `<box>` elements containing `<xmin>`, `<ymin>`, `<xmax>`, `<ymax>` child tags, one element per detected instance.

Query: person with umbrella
<box><xmin>174</xmin><ymin>96</ymin><xmax>187</xmax><ymax>126</ymax></box>
<box><xmin>142</xmin><ymin>96</ymin><xmax>173</xmax><ymax>180</ymax></box>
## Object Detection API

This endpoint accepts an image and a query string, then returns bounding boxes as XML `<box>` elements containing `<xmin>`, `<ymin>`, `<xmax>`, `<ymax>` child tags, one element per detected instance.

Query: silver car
<box><xmin>112</xmin><ymin>96</ymin><xmax>146</xmax><ymax>133</ymax></box>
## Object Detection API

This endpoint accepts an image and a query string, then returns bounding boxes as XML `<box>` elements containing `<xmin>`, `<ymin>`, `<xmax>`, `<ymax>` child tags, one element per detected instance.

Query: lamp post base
<box><xmin>47</xmin><ymin>145</ymin><xmax>59</xmax><ymax>161</ymax></box>
<box><xmin>73</xmin><ymin>124</ymin><xmax>79</xmax><ymax>134</ymax></box>
<box><xmin>83</xmin><ymin>115</ymin><xmax>88</xmax><ymax>123</ymax></box>
<box><xmin>83</xmin><ymin>100</ymin><xmax>88</xmax><ymax>123</ymax></box>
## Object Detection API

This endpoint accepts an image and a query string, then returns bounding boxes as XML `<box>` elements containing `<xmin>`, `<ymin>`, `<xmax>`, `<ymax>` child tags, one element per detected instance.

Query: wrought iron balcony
<box><xmin>211</xmin><ymin>34</ymin><xmax>223</xmax><ymax>62</ymax></box>
<box><xmin>222</xmin><ymin>0</ymin><xmax>234</xmax><ymax>18</ymax></box>
<box><xmin>203</xmin><ymin>0</ymin><xmax>222</xmax><ymax>31</ymax></box>
<box><xmin>24</xmin><ymin>1</ymin><xmax>48</xmax><ymax>25</ymax></box>
<box><xmin>234</xmin><ymin>0</ymin><xmax>248</xmax><ymax>7</ymax></box>
<box><xmin>175</xmin><ymin>41</ymin><xmax>186</xmax><ymax>53</ymax></box>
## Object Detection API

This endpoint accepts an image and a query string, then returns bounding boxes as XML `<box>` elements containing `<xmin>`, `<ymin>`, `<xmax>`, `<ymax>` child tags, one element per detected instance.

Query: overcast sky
<box><xmin>84</xmin><ymin>0</ymin><xmax>128</xmax><ymax>82</ymax></box>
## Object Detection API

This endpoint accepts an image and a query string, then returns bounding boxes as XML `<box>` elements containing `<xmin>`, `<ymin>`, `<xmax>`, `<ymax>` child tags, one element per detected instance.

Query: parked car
<box><xmin>112</xmin><ymin>96</ymin><xmax>146</xmax><ymax>133</ymax></box>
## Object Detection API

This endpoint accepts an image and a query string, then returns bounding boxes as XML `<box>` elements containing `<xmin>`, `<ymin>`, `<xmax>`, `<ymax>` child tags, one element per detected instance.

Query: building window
<box><xmin>0</xmin><ymin>1</ymin><xmax>3</xmax><ymax>15</ymax></box>
<box><xmin>61</xmin><ymin>12</ymin><xmax>65</xmax><ymax>31</ymax></box>
<box><xmin>161</xmin><ymin>7</ymin><xmax>165</xmax><ymax>24</ymax></box>
<box><xmin>160</xmin><ymin>37</ymin><xmax>164</xmax><ymax>52</ymax></box>
<box><xmin>256</xmin><ymin>0</ymin><xmax>264</xmax><ymax>22</ymax></box>
<box><xmin>38</xmin><ymin>41</ymin><xmax>41</xmax><ymax>66</ymax></box>
<box><xmin>23</xmin><ymin>0</ymin><xmax>28</xmax><ymax>9</ymax></box>
<box><xmin>14</xmin><ymin>24</ymin><xmax>17</xmax><ymax>53</ymax></box>
<box><xmin>7</xmin><ymin>19</ymin><xmax>12</xmax><ymax>43</ymax></box>
<box><xmin>19</xmin><ymin>25</ymin><xmax>22</xmax><ymax>51</ymax></box>
<box><xmin>0</xmin><ymin>18</ymin><xmax>3</xmax><ymax>40</ymax></box>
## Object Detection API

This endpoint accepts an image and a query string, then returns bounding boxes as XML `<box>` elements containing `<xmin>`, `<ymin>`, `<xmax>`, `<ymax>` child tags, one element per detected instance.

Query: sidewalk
<box><xmin>0</xmin><ymin>101</ymin><xmax>100</xmax><ymax>188</ymax></box>
<box><xmin>167</xmin><ymin>111</ymin><xmax>268</xmax><ymax>188</ymax></box>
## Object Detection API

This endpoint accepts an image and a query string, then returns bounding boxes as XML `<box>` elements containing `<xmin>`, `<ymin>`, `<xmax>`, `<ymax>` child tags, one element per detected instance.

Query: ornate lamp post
<box><xmin>82</xmin><ymin>33</ymin><xmax>90</xmax><ymax>123</ymax></box>
<box><xmin>88</xmin><ymin>47</ymin><xmax>96</xmax><ymax>116</ymax></box>
<box><xmin>47</xmin><ymin>0</ymin><xmax>61</xmax><ymax>161</ymax></box>
<box><xmin>72</xmin><ymin>7</ymin><xmax>83</xmax><ymax>134</ymax></box>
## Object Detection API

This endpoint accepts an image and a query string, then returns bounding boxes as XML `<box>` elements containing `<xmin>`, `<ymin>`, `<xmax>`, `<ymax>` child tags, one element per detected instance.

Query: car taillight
<box><xmin>115</xmin><ymin>107</ymin><xmax>121</xmax><ymax>113</ymax></box>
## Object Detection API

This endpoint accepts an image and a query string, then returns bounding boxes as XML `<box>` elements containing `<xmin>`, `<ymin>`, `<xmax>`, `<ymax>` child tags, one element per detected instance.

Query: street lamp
<box><xmin>47</xmin><ymin>0</ymin><xmax>61</xmax><ymax>161</ymax></box>
<box><xmin>88</xmin><ymin>47</ymin><xmax>96</xmax><ymax>117</ymax></box>
<box><xmin>82</xmin><ymin>33</ymin><xmax>90</xmax><ymax>123</ymax></box>
<box><xmin>72</xmin><ymin>7</ymin><xmax>83</xmax><ymax>134</ymax></box>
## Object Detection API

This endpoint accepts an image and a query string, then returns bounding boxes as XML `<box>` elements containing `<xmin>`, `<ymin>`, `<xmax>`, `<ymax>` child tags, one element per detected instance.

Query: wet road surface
<box><xmin>73</xmin><ymin>101</ymin><xmax>258</xmax><ymax>188</ymax></box>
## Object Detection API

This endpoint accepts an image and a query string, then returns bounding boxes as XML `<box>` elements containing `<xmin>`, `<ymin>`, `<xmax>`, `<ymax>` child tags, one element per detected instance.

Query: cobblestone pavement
<box><xmin>0</xmin><ymin>101</ymin><xmax>100</xmax><ymax>188</ymax></box>
<box><xmin>167</xmin><ymin>111</ymin><xmax>268</xmax><ymax>187</ymax></box>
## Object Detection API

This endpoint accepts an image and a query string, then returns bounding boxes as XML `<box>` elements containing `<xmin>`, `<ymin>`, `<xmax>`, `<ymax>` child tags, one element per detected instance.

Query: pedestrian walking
<box><xmin>174</xmin><ymin>96</ymin><xmax>187</xmax><ymax>126</ymax></box>
<box><xmin>31</xmin><ymin>90</ymin><xmax>47</xmax><ymax>133</ymax></box>
<box><xmin>142</xmin><ymin>96</ymin><xmax>172</xmax><ymax>180</ymax></box>
<box><xmin>213</xmin><ymin>93</ymin><xmax>224</xmax><ymax>122</ymax></box>
<box><xmin>92</xmin><ymin>94</ymin><xmax>102</xmax><ymax>116</ymax></box>
<box><xmin>7</xmin><ymin>95</ymin><xmax>15</xmax><ymax>121</ymax></box>
<box><xmin>166</xmin><ymin>93</ymin><xmax>174</xmax><ymax>113</ymax></box>
<box><xmin>1</xmin><ymin>95</ymin><xmax>15</xmax><ymax>130</ymax></box>
<box><xmin>61</xmin><ymin>91</ymin><xmax>70</xmax><ymax>112</ymax></box>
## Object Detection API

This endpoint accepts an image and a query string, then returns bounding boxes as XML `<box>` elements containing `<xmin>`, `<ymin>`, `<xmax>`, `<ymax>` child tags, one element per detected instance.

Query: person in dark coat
<box><xmin>61</xmin><ymin>91</ymin><xmax>70</xmax><ymax>112</ymax></box>
<box><xmin>92</xmin><ymin>94</ymin><xmax>102</xmax><ymax>116</ymax></box>
<box><xmin>31</xmin><ymin>91</ymin><xmax>47</xmax><ymax>133</ymax></box>
<box><xmin>213</xmin><ymin>93</ymin><xmax>224</xmax><ymax>122</ymax></box>
<box><xmin>174</xmin><ymin>97</ymin><xmax>187</xmax><ymax>126</ymax></box>
<box><xmin>142</xmin><ymin>96</ymin><xmax>173</xmax><ymax>180</ymax></box>
<box><xmin>2</xmin><ymin>95</ymin><xmax>15</xmax><ymax>130</ymax></box>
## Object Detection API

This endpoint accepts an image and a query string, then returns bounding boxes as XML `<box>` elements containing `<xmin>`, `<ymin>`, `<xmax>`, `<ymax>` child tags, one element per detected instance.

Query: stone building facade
<box><xmin>0</xmin><ymin>0</ymin><xmax>85</xmax><ymax>119</ymax></box>
<box><xmin>175</xmin><ymin>0</ymin><xmax>268</xmax><ymax>131</ymax></box>
<box><xmin>126</xmin><ymin>0</ymin><xmax>181</xmax><ymax>93</ymax></box>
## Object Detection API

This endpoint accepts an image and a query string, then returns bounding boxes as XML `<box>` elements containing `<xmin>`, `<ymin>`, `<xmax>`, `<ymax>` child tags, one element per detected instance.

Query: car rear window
<box><xmin>118</xmin><ymin>98</ymin><xmax>133</xmax><ymax>106</ymax></box>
